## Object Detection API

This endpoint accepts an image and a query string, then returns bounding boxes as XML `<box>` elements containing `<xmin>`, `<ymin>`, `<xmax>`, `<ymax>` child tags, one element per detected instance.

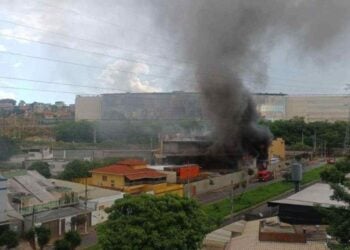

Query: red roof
<box><xmin>118</xmin><ymin>159</ymin><xmax>147</xmax><ymax>166</ymax></box>
<box><xmin>91</xmin><ymin>164</ymin><xmax>166</xmax><ymax>181</ymax></box>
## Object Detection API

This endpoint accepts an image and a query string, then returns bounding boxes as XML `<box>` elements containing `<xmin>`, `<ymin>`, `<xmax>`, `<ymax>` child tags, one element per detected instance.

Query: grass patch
<box><xmin>203</xmin><ymin>164</ymin><xmax>328</xmax><ymax>224</ymax></box>
<box><xmin>84</xmin><ymin>244</ymin><xmax>101</xmax><ymax>250</ymax></box>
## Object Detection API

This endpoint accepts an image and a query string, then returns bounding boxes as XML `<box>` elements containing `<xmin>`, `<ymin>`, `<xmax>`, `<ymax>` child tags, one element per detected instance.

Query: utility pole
<box><xmin>343</xmin><ymin>85</ymin><xmax>350</xmax><ymax>155</ymax></box>
<box><xmin>301</xmin><ymin>130</ymin><xmax>304</xmax><ymax>145</ymax></box>
<box><xmin>313</xmin><ymin>131</ymin><xmax>317</xmax><ymax>155</ymax></box>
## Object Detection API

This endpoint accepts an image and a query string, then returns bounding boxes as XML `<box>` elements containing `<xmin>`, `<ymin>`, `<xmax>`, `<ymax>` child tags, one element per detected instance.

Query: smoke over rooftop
<box><xmin>146</xmin><ymin>0</ymin><xmax>350</xmax><ymax>158</ymax></box>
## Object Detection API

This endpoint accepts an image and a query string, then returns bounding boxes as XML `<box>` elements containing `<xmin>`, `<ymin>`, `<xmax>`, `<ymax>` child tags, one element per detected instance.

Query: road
<box><xmin>195</xmin><ymin>159</ymin><xmax>325</xmax><ymax>204</ymax></box>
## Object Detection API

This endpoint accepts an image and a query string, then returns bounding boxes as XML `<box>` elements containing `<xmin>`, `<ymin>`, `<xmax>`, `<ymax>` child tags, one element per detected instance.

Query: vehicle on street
<box><xmin>257</xmin><ymin>170</ymin><xmax>274</xmax><ymax>182</ymax></box>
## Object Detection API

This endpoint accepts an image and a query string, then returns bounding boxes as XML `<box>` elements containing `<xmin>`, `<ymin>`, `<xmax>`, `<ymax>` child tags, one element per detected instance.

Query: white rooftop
<box><xmin>271</xmin><ymin>183</ymin><xmax>347</xmax><ymax>208</ymax></box>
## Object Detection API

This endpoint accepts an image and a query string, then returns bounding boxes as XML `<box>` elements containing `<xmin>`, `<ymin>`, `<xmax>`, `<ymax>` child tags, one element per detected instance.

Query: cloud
<box><xmin>12</xmin><ymin>62</ymin><xmax>22</xmax><ymax>68</ymax></box>
<box><xmin>99</xmin><ymin>60</ymin><xmax>161</xmax><ymax>93</ymax></box>
<box><xmin>0</xmin><ymin>44</ymin><xmax>7</xmax><ymax>52</ymax></box>
<box><xmin>0</xmin><ymin>90</ymin><xmax>16</xmax><ymax>99</ymax></box>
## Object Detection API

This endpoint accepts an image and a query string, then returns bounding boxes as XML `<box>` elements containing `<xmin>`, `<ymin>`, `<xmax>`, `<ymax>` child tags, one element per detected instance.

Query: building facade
<box><xmin>75</xmin><ymin>92</ymin><xmax>350</xmax><ymax>122</ymax></box>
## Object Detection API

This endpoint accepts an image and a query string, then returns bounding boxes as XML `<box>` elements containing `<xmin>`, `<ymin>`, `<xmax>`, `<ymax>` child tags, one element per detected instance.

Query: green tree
<box><xmin>320</xmin><ymin>166</ymin><xmax>345</xmax><ymax>184</ymax></box>
<box><xmin>0</xmin><ymin>229</ymin><xmax>19</xmax><ymax>249</ymax></box>
<box><xmin>97</xmin><ymin>194</ymin><xmax>212</xmax><ymax>250</ymax></box>
<box><xmin>321</xmin><ymin>183</ymin><xmax>350</xmax><ymax>245</ymax></box>
<box><xmin>35</xmin><ymin>226</ymin><xmax>51</xmax><ymax>250</ymax></box>
<box><xmin>0</xmin><ymin>136</ymin><xmax>18</xmax><ymax>161</ymax></box>
<box><xmin>59</xmin><ymin>160</ymin><xmax>91</xmax><ymax>180</ymax></box>
<box><xmin>54</xmin><ymin>239</ymin><xmax>71</xmax><ymax>250</ymax></box>
<box><xmin>55</xmin><ymin>121</ymin><xmax>94</xmax><ymax>143</ymax></box>
<box><xmin>64</xmin><ymin>231</ymin><xmax>81</xmax><ymax>250</ymax></box>
<box><xmin>24</xmin><ymin>229</ymin><xmax>36</xmax><ymax>250</ymax></box>
<box><xmin>59</xmin><ymin>158</ymin><xmax>122</xmax><ymax>181</ymax></box>
<box><xmin>28</xmin><ymin>161</ymin><xmax>51</xmax><ymax>178</ymax></box>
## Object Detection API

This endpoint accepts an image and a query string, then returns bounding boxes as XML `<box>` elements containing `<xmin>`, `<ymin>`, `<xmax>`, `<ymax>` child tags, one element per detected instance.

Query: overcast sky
<box><xmin>0</xmin><ymin>0</ymin><xmax>350</xmax><ymax>104</ymax></box>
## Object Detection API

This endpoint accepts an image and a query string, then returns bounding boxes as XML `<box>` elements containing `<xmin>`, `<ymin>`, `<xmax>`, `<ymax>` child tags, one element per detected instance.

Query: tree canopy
<box><xmin>260</xmin><ymin>118</ymin><xmax>346</xmax><ymax>149</ymax></box>
<box><xmin>59</xmin><ymin>158</ymin><xmax>121</xmax><ymax>180</ymax></box>
<box><xmin>55</xmin><ymin>120</ymin><xmax>94</xmax><ymax>143</ymax></box>
<box><xmin>97</xmin><ymin>194</ymin><xmax>212</xmax><ymax>250</ymax></box>
<box><xmin>0</xmin><ymin>136</ymin><xmax>18</xmax><ymax>161</ymax></box>
<box><xmin>28</xmin><ymin>161</ymin><xmax>51</xmax><ymax>178</ymax></box>
<box><xmin>320</xmin><ymin>158</ymin><xmax>350</xmax><ymax>246</ymax></box>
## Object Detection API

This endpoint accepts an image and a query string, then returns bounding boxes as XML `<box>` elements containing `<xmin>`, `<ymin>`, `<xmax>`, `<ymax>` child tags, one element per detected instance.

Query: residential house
<box><xmin>90</xmin><ymin>160</ymin><xmax>183</xmax><ymax>196</ymax></box>
<box><xmin>51</xmin><ymin>179</ymin><xmax>124</xmax><ymax>225</ymax></box>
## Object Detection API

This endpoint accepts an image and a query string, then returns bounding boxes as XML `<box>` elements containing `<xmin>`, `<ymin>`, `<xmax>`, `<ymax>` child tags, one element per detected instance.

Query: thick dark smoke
<box><xmin>147</xmin><ymin>0</ymin><xmax>350</xmax><ymax>159</ymax></box>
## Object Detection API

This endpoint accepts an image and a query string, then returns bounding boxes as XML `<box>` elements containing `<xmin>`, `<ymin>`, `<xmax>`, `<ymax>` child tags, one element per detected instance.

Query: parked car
<box><xmin>258</xmin><ymin>170</ymin><xmax>274</xmax><ymax>182</ymax></box>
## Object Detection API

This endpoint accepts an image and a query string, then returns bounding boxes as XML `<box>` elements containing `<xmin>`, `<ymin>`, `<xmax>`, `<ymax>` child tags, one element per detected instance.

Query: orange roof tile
<box><xmin>91</xmin><ymin>164</ymin><xmax>166</xmax><ymax>181</ymax></box>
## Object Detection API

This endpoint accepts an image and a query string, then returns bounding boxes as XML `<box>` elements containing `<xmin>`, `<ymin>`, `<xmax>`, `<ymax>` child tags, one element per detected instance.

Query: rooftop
<box><xmin>203</xmin><ymin>217</ymin><xmax>328</xmax><ymax>250</ymax></box>
<box><xmin>31</xmin><ymin>206</ymin><xmax>90</xmax><ymax>223</ymax></box>
<box><xmin>91</xmin><ymin>165</ymin><xmax>166</xmax><ymax>181</ymax></box>
<box><xmin>50</xmin><ymin>179</ymin><xmax>123</xmax><ymax>200</ymax></box>
<box><xmin>269</xmin><ymin>183</ymin><xmax>347</xmax><ymax>208</ymax></box>
<box><xmin>226</xmin><ymin>218</ymin><xmax>327</xmax><ymax>250</ymax></box>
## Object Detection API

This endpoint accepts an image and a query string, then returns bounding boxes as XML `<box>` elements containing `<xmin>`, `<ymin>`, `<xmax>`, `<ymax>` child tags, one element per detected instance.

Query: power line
<box><xmin>0</xmin><ymin>16</ymin><xmax>188</xmax><ymax>69</ymax></box>
<box><xmin>0</xmin><ymin>33</ymin><xmax>182</xmax><ymax>73</ymax></box>
<box><xmin>0</xmin><ymin>76</ymin><xmax>131</xmax><ymax>92</ymax></box>
<box><xmin>0</xmin><ymin>50</ymin><xmax>197</xmax><ymax>84</ymax></box>
<box><xmin>31</xmin><ymin>0</ymin><xmax>177</xmax><ymax>46</ymax></box>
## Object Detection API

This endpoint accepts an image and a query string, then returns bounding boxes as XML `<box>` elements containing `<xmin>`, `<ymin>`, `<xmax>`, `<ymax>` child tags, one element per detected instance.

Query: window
<box><xmin>102</xmin><ymin>176</ymin><xmax>107</xmax><ymax>181</ymax></box>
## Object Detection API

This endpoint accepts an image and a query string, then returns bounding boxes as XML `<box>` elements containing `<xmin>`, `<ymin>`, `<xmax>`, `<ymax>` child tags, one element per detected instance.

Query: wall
<box><xmin>184</xmin><ymin>171</ymin><xmax>244</xmax><ymax>196</ymax></box>
<box><xmin>269</xmin><ymin>138</ymin><xmax>286</xmax><ymax>161</ymax></box>
<box><xmin>75</xmin><ymin>95</ymin><xmax>101</xmax><ymax>121</ymax></box>
<box><xmin>53</xmin><ymin>149</ymin><xmax>154</xmax><ymax>162</ymax></box>
<box><xmin>91</xmin><ymin>173</ymin><xmax>124</xmax><ymax>188</ymax></box>
<box><xmin>286</xmin><ymin>95</ymin><xmax>348</xmax><ymax>122</ymax></box>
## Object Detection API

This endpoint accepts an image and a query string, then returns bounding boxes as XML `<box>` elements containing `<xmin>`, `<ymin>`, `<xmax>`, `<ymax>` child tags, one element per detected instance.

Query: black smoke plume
<box><xmin>147</xmin><ymin>0</ymin><xmax>350</xmax><ymax>161</ymax></box>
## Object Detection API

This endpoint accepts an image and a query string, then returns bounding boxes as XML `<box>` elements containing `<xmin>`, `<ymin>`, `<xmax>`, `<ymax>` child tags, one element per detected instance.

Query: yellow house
<box><xmin>90</xmin><ymin>164</ymin><xmax>183</xmax><ymax>197</ymax></box>
<box><xmin>269</xmin><ymin>138</ymin><xmax>286</xmax><ymax>161</ymax></box>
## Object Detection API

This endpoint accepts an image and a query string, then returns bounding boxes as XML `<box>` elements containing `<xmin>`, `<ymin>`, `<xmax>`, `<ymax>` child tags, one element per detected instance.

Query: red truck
<box><xmin>257</xmin><ymin>170</ymin><xmax>274</xmax><ymax>182</ymax></box>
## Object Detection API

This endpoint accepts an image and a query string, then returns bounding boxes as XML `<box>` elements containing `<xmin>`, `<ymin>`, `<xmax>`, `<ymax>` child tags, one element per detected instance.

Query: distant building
<box><xmin>253</xmin><ymin>93</ymin><xmax>288</xmax><ymax>121</ymax></box>
<box><xmin>75</xmin><ymin>92</ymin><xmax>350</xmax><ymax>122</ymax></box>
<box><xmin>286</xmin><ymin>95</ymin><xmax>349</xmax><ymax>122</ymax></box>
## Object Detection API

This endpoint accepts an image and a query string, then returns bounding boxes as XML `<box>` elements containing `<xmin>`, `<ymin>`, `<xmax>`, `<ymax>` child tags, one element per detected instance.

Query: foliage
<box><xmin>55</xmin><ymin>120</ymin><xmax>94</xmax><ymax>143</ymax></box>
<box><xmin>0</xmin><ymin>229</ymin><xmax>19</xmax><ymax>249</ymax></box>
<box><xmin>289</xmin><ymin>142</ymin><xmax>312</xmax><ymax>151</ymax></box>
<box><xmin>0</xmin><ymin>136</ymin><xmax>18</xmax><ymax>161</ymax></box>
<box><xmin>54</xmin><ymin>239</ymin><xmax>71</xmax><ymax>250</ymax></box>
<box><xmin>64</xmin><ymin>231</ymin><xmax>81</xmax><ymax>250</ymax></box>
<box><xmin>320</xmin><ymin>162</ymin><xmax>350</xmax><ymax>245</ymax></box>
<box><xmin>320</xmin><ymin>166</ymin><xmax>345</xmax><ymax>184</ymax></box>
<box><xmin>35</xmin><ymin>226</ymin><xmax>51</xmax><ymax>250</ymax></box>
<box><xmin>97</xmin><ymin>194</ymin><xmax>212</xmax><ymax>250</ymax></box>
<box><xmin>28</xmin><ymin>161</ymin><xmax>51</xmax><ymax>178</ymax></box>
<box><xmin>24</xmin><ymin>229</ymin><xmax>36</xmax><ymax>249</ymax></box>
<box><xmin>59</xmin><ymin>158</ymin><xmax>122</xmax><ymax>180</ymax></box>
<box><xmin>260</xmin><ymin>118</ymin><xmax>346</xmax><ymax>148</ymax></box>
<box><xmin>334</xmin><ymin>158</ymin><xmax>350</xmax><ymax>173</ymax></box>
